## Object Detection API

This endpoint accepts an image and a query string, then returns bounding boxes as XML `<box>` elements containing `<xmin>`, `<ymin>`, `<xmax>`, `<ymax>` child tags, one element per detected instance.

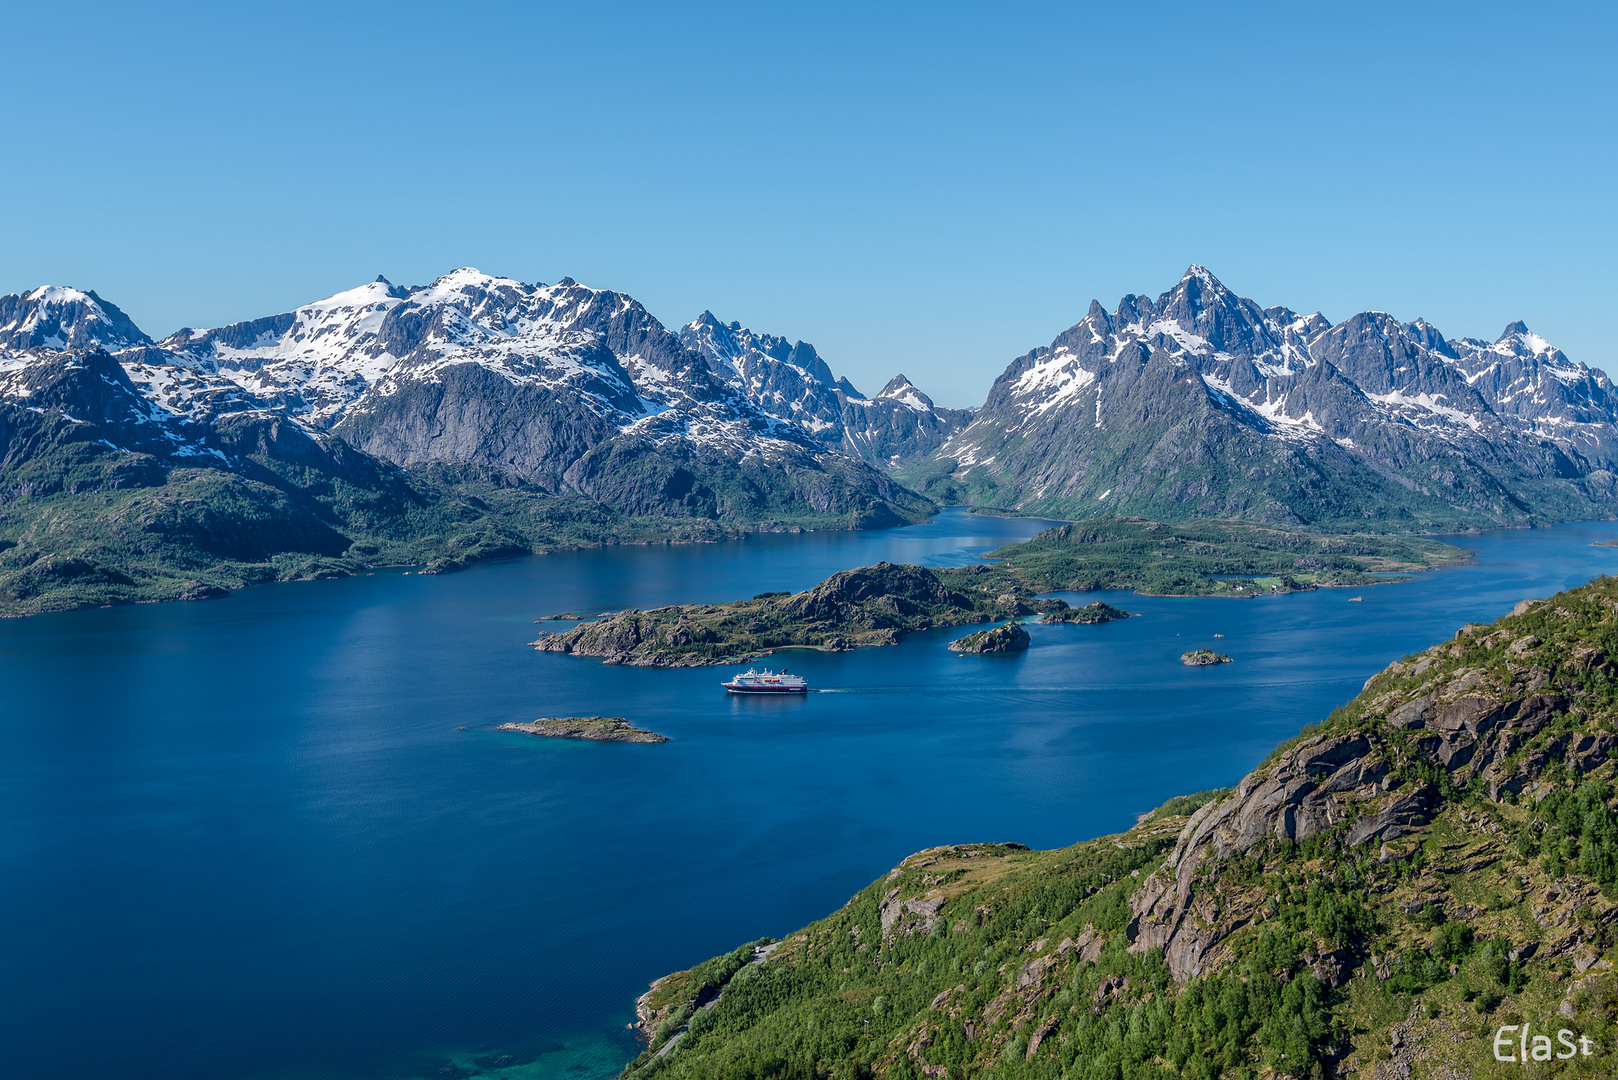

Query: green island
<box><xmin>497</xmin><ymin>716</ymin><xmax>668</xmax><ymax>743</ymax></box>
<box><xmin>948</xmin><ymin>623</ymin><xmax>1030</xmax><ymax>655</ymax></box>
<box><xmin>621</xmin><ymin>578</ymin><xmax>1618</xmax><ymax>1080</ymax></box>
<box><xmin>1180</xmin><ymin>648</ymin><xmax>1233</xmax><ymax>667</ymax></box>
<box><xmin>533</xmin><ymin>519</ymin><xmax>1468</xmax><ymax>667</ymax></box>
<box><xmin>1039</xmin><ymin>601</ymin><xmax>1133</xmax><ymax>625</ymax></box>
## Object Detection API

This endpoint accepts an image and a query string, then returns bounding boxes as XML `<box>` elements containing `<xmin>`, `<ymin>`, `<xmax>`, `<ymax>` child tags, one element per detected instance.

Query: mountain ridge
<box><xmin>0</xmin><ymin>269</ymin><xmax>950</xmax><ymax>614</ymax></box>
<box><xmin>917</xmin><ymin>265</ymin><xmax>1618</xmax><ymax>531</ymax></box>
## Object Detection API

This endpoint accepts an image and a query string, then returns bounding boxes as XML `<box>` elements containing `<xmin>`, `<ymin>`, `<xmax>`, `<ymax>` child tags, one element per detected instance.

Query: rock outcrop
<box><xmin>1131</xmin><ymin>587</ymin><xmax>1616</xmax><ymax>982</ymax></box>
<box><xmin>947</xmin><ymin>622</ymin><xmax>1031</xmax><ymax>654</ymax></box>
<box><xmin>497</xmin><ymin>716</ymin><xmax>668</xmax><ymax>743</ymax></box>
<box><xmin>532</xmin><ymin>562</ymin><xmax>1002</xmax><ymax>666</ymax></box>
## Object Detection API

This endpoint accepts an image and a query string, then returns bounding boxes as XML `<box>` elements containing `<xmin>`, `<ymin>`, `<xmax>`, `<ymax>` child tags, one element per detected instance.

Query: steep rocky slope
<box><xmin>0</xmin><ymin>275</ymin><xmax>939</xmax><ymax>613</ymax></box>
<box><xmin>679</xmin><ymin>313</ymin><xmax>971</xmax><ymax>466</ymax></box>
<box><xmin>1</xmin><ymin>273</ymin><xmax>932</xmax><ymax>523</ymax></box>
<box><xmin>924</xmin><ymin>266</ymin><xmax>1618</xmax><ymax>530</ymax></box>
<box><xmin>625</xmin><ymin>580</ymin><xmax>1618</xmax><ymax>1080</ymax></box>
<box><xmin>0</xmin><ymin>344</ymin><xmax>741</xmax><ymax>614</ymax></box>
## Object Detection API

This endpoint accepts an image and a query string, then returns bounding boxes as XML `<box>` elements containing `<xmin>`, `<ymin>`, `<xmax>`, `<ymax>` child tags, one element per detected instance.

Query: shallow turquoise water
<box><xmin>3</xmin><ymin>510</ymin><xmax>1618</xmax><ymax>1079</ymax></box>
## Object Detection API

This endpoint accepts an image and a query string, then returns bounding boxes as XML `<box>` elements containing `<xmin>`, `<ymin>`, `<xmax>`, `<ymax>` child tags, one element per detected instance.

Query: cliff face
<box><xmin>1131</xmin><ymin>590</ymin><xmax>1611</xmax><ymax>983</ymax></box>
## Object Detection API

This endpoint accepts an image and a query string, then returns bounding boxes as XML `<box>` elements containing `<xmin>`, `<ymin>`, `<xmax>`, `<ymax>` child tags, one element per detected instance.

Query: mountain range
<box><xmin>0</xmin><ymin>271</ymin><xmax>959</xmax><ymax>611</ymax></box>
<box><xmin>3</xmin><ymin>264</ymin><xmax>1616</xmax><ymax>612</ymax></box>
<box><xmin>919</xmin><ymin>266</ymin><xmax>1618</xmax><ymax>530</ymax></box>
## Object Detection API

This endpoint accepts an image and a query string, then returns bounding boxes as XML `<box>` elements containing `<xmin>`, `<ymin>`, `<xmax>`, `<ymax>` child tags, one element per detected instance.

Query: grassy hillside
<box><xmin>622</xmin><ymin>579</ymin><xmax>1618</xmax><ymax>1080</ymax></box>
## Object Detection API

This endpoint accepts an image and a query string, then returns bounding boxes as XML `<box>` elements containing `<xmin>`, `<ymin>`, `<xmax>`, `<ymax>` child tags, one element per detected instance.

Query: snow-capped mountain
<box><xmin>933</xmin><ymin>266</ymin><xmax>1618</xmax><ymax>527</ymax></box>
<box><xmin>0</xmin><ymin>286</ymin><xmax>149</xmax><ymax>352</ymax></box>
<box><xmin>0</xmin><ymin>270</ymin><xmax>932</xmax><ymax>525</ymax></box>
<box><xmin>678</xmin><ymin>313</ymin><xmax>972</xmax><ymax>465</ymax></box>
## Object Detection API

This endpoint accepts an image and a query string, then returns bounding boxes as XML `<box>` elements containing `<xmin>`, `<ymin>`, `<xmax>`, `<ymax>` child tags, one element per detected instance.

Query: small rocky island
<box><xmin>1181</xmin><ymin>648</ymin><xmax>1233</xmax><ymax>666</ymax></box>
<box><xmin>497</xmin><ymin>717</ymin><xmax>668</xmax><ymax>743</ymax></box>
<box><xmin>1040</xmin><ymin>600</ymin><xmax>1133</xmax><ymax>624</ymax></box>
<box><xmin>948</xmin><ymin>622</ymin><xmax>1031</xmax><ymax>654</ymax></box>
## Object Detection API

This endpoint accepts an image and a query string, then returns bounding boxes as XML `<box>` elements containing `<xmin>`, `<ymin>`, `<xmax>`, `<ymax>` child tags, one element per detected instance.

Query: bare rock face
<box><xmin>1131</xmin><ymin>594</ymin><xmax>1601</xmax><ymax>983</ymax></box>
<box><xmin>1130</xmin><ymin>731</ymin><xmax>1425</xmax><ymax>980</ymax></box>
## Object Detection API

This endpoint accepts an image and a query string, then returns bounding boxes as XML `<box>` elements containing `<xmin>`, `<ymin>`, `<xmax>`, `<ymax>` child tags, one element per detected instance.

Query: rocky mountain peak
<box><xmin>0</xmin><ymin>285</ymin><xmax>151</xmax><ymax>352</ymax></box>
<box><xmin>877</xmin><ymin>375</ymin><xmax>935</xmax><ymax>412</ymax></box>
<box><xmin>933</xmin><ymin>265</ymin><xmax>1618</xmax><ymax>527</ymax></box>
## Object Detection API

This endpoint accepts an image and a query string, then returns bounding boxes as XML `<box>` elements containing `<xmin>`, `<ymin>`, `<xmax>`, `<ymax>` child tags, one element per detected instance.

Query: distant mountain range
<box><xmin>0</xmin><ymin>271</ymin><xmax>959</xmax><ymax>611</ymax></box>
<box><xmin>917</xmin><ymin>266</ymin><xmax>1618</xmax><ymax>529</ymax></box>
<box><xmin>2</xmin><ymin>264</ymin><xmax>1615</xmax><ymax>612</ymax></box>
<box><xmin>0</xmin><ymin>271</ymin><xmax>955</xmax><ymax>520</ymax></box>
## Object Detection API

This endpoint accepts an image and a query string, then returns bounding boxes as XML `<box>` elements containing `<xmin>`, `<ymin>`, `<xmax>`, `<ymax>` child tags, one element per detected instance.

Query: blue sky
<box><xmin>3</xmin><ymin>1</ymin><xmax>1612</xmax><ymax>406</ymax></box>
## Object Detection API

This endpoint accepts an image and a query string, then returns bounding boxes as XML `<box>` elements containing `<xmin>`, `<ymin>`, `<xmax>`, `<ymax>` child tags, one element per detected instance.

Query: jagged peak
<box><xmin>684</xmin><ymin>310</ymin><xmax>722</xmax><ymax>329</ymax></box>
<box><xmin>1178</xmin><ymin>263</ymin><xmax>1225</xmax><ymax>288</ymax></box>
<box><xmin>0</xmin><ymin>284</ymin><xmax>150</xmax><ymax>350</ymax></box>
<box><xmin>878</xmin><ymin>374</ymin><xmax>935</xmax><ymax>413</ymax></box>
<box><xmin>1494</xmin><ymin>320</ymin><xmax>1561</xmax><ymax>358</ymax></box>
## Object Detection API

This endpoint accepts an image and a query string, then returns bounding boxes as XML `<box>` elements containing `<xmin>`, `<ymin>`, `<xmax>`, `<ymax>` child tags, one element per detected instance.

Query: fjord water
<box><xmin>5</xmin><ymin>511</ymin><xmax>1618</xmax><ymax>1080</ymax></box>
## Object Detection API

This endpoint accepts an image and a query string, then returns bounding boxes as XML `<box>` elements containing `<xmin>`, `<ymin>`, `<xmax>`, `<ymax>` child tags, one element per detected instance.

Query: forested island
<box><xmin>620</xmin><ymin>579</ymin><xmax>1618</xmax><ymax>1080</ymax></box>
<box><xmin>533</xmin><ymin>518</ymin><xmax>1467</xmax><ymax>667</ymax></box>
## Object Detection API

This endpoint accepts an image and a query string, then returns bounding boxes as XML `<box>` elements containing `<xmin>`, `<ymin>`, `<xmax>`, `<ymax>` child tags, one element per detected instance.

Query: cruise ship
<box><xmin>721</xmin><ymin>668</ymin><xmax>808</xmax><ymax>694</ymax></box>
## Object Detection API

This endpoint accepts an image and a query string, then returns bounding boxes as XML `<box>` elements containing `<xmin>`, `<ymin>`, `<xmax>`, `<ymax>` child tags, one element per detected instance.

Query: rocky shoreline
<box><xmin>1181</xmin><ymin>648</ymin><xmax>1232</xmax><ymax>666</ymax></box>
<box><xmin>497</xmin><ymin>717</ymin><xmax>668</xmax><ymax>743</ymax></box>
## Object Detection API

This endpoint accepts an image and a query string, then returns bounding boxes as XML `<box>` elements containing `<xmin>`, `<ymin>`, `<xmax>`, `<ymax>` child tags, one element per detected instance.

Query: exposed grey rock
<box><xmin>0</xmin><ymin>271</ymin><xmax>937</xmax><ymax>530</ymax></box>
<box><xmin>679</xmin><ymin>313</ymin><xmax>972</xmax><ymax>466</ymax></box>
<box><xmin>932</xmin><ymin>265</ymin><xmax>1618</xmax><ymax>527</ymax></box>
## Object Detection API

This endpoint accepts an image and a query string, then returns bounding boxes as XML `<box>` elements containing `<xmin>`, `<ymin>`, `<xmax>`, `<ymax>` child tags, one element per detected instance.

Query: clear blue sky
<box><xmin>3</xmin><ymin>1</ymin><xmax>1612</xmax><ymax>406</ymax></box>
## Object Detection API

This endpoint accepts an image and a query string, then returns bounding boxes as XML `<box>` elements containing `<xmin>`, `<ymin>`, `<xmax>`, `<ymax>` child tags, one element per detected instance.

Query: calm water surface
<box><xmin>5</xmin><ymin>510</ymin><xmax>1618</xmax><ymax>1080</ymax></box>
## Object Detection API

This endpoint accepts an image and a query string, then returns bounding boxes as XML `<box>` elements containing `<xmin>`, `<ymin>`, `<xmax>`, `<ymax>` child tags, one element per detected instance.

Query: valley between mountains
<box><xmin>2</xmin><ymin>265</ymin><xmax>1615</xmax><ymax>615</ymax></box>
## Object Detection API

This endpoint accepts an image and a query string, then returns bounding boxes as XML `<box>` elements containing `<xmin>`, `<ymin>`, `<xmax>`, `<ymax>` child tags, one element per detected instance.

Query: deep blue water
<box><xmin>5</xmin><ymin>509</ymin><xmax>1618</xmax><ymax>1080</ymax></box>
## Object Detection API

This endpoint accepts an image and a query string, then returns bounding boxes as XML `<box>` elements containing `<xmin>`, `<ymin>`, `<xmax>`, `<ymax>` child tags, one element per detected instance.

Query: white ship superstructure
<box><xmin>721</xmin><ymin>668</ymin><xmax>808</xmax><ymax>694</ymax></box>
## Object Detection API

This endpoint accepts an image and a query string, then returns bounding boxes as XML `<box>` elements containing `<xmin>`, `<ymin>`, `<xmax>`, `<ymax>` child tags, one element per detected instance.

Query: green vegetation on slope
<box><xmin>0</xmin><ymin>460</ymin><xmax>736</xmax><ymax>616</ymax></box>
<box><xmin>1038</xmin><ymin>601</ymin><xmax>1133</xmax><ymax>625</ymax></box>
<box><xmin>0</xmin><ymin>430</ymin><xmax>934</xmax><ymax>617</ymax></box>
<box><xmin>985</xmin><ymin>517</ymin><xmax>1470</xmax><ymax>597</ymax></box>
<box><xmin>625</xmin><ymin>579</ymin><xmax>1618</xmax><ymax>1080</ymax></box>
